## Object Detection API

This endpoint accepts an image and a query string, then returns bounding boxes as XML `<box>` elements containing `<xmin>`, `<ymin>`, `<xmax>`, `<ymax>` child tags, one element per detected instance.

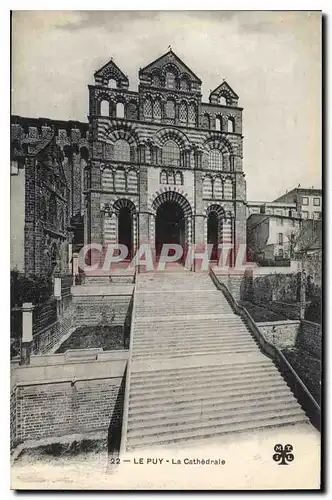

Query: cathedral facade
<box><xmin>11</xmin><ymin>49</ymin><xmax>247</xmax><ymax>275</ymax></box>
<box><xmin>86</xmin><ymin>49</ymin><xmax>247</xmax><ymax>265</ymax></box>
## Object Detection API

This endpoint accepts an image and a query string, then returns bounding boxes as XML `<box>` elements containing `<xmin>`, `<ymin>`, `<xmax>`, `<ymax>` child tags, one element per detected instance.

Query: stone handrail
<box><xmin>119</xmin><ymin>271</ymin><xmax>138</xmax><ymax>455</ymax></box>
<box><xmin>209</xmin><ymin>268</ymin><xmax>321</xmax><ymax>430</ymax></box>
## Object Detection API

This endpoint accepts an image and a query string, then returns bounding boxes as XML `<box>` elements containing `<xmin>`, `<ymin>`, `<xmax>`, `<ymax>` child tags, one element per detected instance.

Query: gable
<box><xmin>139</xmin><ymin>50</ymin><xmax>202</xmax><ymax>83</ymax></box>
<box><xmin>94</xmin><ymin>59</ymin><xmax>129</xmax><ymax>87</ymax></box>
<box><xmin>211</xmin><ymin>81</ymin><xmax>239</xmax><ymax>99</ymax></box>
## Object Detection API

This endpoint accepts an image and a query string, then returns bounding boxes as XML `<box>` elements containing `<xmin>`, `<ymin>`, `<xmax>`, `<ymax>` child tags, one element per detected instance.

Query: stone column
<box><xmin>132</xmin><ymin>213</ymin><xmax>138</xmax><ymax>256</ymax></box>
<box><xmin>138</xmin><ymin>165</ymin><xmax>149</xmax><ymax>250</ymax></box>
<box><xmin>184</xmin><ymin>148</ymin><xmax>191</xmax><ymax>169</ymax></box>
<box><xmin>20</xmin><ymin>302</ymin><xmax>34</xmax><ymax>365</ymax></box>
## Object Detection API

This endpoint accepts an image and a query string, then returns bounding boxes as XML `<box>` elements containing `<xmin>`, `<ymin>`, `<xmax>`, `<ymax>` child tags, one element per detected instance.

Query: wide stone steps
<box><xmin>130</xmin><ymin>358</ymin><xmax>272</xmax><ymax>376</ymax></box>
<box><xmin>128</xmin><ymin>394</ymin><xmax>296</xmax><ymax>422</ymax></box>
<box><xmin>129</xmin><ymin>370</ymin><xmax>282</xmax><ymax>398</ymax></box>
<box><xmin>128</xmin><ymin>400</ymin><xmax>302</xmax><ymax>432</ymax></box>
<box><xmin>130</xmin><ymin>359</ymin><xmax>273</xmax><ymax>380</ymax></box>
<box><xmin>128</xmin><ymin>383</ymin><xmax>294</xmax><ymax>413</ymax></box>
<box><xmin>133</xmin><ymin>340</ymin><xmax>258</xmax><ymax>354</ymax></box>
<box><xmin>133</xmin><ymin>324</ymin><xmax>250</xmax><ymax>333</ymax></box>
<box><xmin>133</xmin><ymin>333</ymin><xmax>252</xmax><ymax>343</ymax></box>
<box><xmin>133</xmin><ymin>338</ymin><xmax>255</xmax><ymax>349</ymax></box>
<box><xmin>124</xmin><ymin>270</ymin><xmax>309</xmax><ymax>451</ymax></box>
<box><xmin>127</xmin><ymin>412</ymin><xmax>309</xmax><ymax>449</ymax></box>
<box><xmin>132</xmin><ymin>345</ymin><xmax>258</xmax><ymax>358</ymax></box>
<box><xmin>133</xmin><ymin>327</ymin><xmax>252</xmax><ymax>337</ymax></box>
<box><xmin>130</xmin><ymin>364</ymin><xmax>277</xmax><ymax>390</ymax></box>
<box><xmin>128</xmin><ymin>377</ymin><xmax>288</xmax><ymax>405</ymax></box>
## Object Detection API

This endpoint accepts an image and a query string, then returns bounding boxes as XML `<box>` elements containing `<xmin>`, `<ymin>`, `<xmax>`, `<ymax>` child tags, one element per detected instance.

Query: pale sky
<box><xmin>11</xmin><ymin>10</ymin><xmax>321</xmax><ymax>201</ymax></box>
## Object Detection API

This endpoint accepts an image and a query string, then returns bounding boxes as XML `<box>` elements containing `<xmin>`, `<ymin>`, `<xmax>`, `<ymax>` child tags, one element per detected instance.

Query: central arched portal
<box><xmin>155</xmin><ymin>201</ymin><xmax>185</xmax><ymax>256</ymax></box>
<box><xmin>152</xmin><ymin>191</ymin><xmax>192</xmax><ymax>262</ymax></box>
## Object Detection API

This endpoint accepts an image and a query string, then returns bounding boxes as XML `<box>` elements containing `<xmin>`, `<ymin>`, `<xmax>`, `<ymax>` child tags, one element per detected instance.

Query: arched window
<box><xmin>153</xmin><ymin>99</ymin><xmax>162</xmax><ymax>120</ymax></box>
<box><xmin>144</xmin><ymin>98</ymin><xmax>153</xmax><ymax>119</ymax></box>
<box><xmin>188</xmin><ymin>103</ymin><xmax>196</xmax><ymax>124</ymax></box>
<box><xmin>165</xmin><ymin>71</ymin><xmax>176</xmax><ymax>89</ymax></box>
<box><xmin>165</xmin><ymin>99</ymin><xmax>175</xmax><ymax>119</ymax></box>
<box><xmin>127</xmin><ymin>170</ymin><xmax>138</xmax><ymax>192</ymax></box>
<box><xmin>180</xmin><ymin>78</ymin><xmax>189</xmax><ymax>91</ymax></box>
<box><xmin>228</xmin><ymin>117</ymin><xmax>235</xmax><ymax>133</ymax></box>
<box><xmin>203</xmin><ymin>177</ymin><xmax>213</xmax><ymax>198</ymax></box>
<box><xmin>214</xmin><ymin>177</ymin><xmax>223</xmax><ymax>199</ymax></box>
<box><xmin>116</xmin><ymin>102</ymin><xmax>125</xmax><ymax>118</ymax></box>
<box><xmin>203</xmin><ymin>114</ymin><xmax>210</xmax><ymax>129</ymax></box>
<box><xmin>162</xmin><ymin>140</ymin><xmax>180</xmax><ymax>167</ymax></box>
<box><xmin>113</xmin><ymin>139</ymin><xmax>130</xmax><ymax>162</ymax></box>
<box><xmin>100</xmin><ymin>100</ymin><xmax>109</xmax><ymax>116</ymax></box>
<box><xmin>210</xmin><ymin>149</ymin><xmax>223</xmax><ymax>170</ymax></box>
<box><xmin>160</xmin><ymin>171</ymin><xmax>167</xmax><ymax>184</ymax></box>
<box><xmin>179</xmin><ymin>102</ymin><xmax>188</xmax><ymax>122</ymax></box>
<box><xmin>115</xmin><ymin>169</ymin><xmax>126</xmax><ymax>192</ymax></box>
<box><xmin>215</xmin><ymin>116</ymin><xmax>222</xmax><ymax>131</ymax></box>
<box><xmin>109</xmin><ymin>78</ymin><xmax>117</xmax><ymax>89</ymax></box>
<box><xmin>219</xmin><ymin>96</ymin><xmax>227</xmax><ymax>105</ymax></box>
<box><xmin>152</xmin><ymin>74</ymin><xmax>161</xmax><ymax>87</ymax></box>
<box><xmin>175</xmin><ymin>171</ymin><xmax>183</xmax><ymax>185</ymax></box>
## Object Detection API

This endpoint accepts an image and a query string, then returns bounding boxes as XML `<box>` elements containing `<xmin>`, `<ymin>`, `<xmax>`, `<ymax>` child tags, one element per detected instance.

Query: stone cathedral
<box><xmin>87</xmin><ymin>49</ymin><xmax>246</xmax><ymax>264</ymax></box>
<box><xmin>10</xmin><ymin>49</ymin><xmax>247</xmax><ymax>275</ymax></box>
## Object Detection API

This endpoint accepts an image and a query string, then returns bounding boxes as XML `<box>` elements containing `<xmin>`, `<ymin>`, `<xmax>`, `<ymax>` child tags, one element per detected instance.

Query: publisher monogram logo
<box><xmin>272</xmin><ymin>444</ymin><xmax>294</xmax><ymax>465</ymax></box>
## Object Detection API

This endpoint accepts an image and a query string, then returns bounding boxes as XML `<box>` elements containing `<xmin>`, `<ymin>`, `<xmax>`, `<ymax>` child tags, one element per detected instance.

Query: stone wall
<box><xmin>12</xmin><ymin>376</ymin><xmax>124</xmax><ymax>447</ymax></box>
<box><xmin>257</xmin><ymin>320</ymin><xmax>300</xmax><ymax>349</ymax></box>
<box><xmin>11</xmin><ymin>351</ymin><xmax>127</xmax><ymax>449</ymax></box>
<box><xmin>33</xmin><ymin>299</ymin><xmax>58</xmax><ymax>336</ymax></box>
<box><xmin>32</xmin><ymin>302</ymin><xmax>75</xmax><ymax>354</ymax></box>
<box><xmin>10</xmin><ymin>390</ymin><xmax>16</xmax><ymax>449</ymax></box>
<box><xmin>296</xmin><ymin>320</ymin><xmax>322</xmax><ymax>359</ymax></box>
<box><xmin>73</xmin><ymin>294</ymin><xmax>132</xmax><ymax>327</ymax></box>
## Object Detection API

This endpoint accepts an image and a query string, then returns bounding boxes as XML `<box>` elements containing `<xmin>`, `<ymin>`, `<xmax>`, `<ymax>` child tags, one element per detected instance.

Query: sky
<box><xmin>11</xmin><ymin>10</ymin><xmax>321</xmax><ymax>201</ymax></box>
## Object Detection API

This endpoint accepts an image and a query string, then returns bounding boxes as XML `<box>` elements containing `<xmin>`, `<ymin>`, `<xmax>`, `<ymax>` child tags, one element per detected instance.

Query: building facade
<box><xmin>11</xmin><ymin>49</ymin><xmax>247</xmax><ymax>273</ymax></box>
<box><xmin>86</xmin><ymin>49</ymin><xmax>247</xmax><ymax>263</ymax></box>
<box><xmin>247</xmin><ymin>213</ymin><xmax>302</xmax><ymax>262</ymax></box>
<box><xmin>273</xmin><ymin>187</ymin><xmax>322</xmax><ymax>220</ymax></box>
<box><xmin>10</xmin><ymin>117</ymin><xmax>89</xmax><ymax>275</ymax></box>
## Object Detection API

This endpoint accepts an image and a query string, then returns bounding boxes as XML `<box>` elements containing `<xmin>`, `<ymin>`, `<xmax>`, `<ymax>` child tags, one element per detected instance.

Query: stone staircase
<box><xmin>124</xmin><ymin>270</ymin><xmax>309</xmax><ymax>451</ymax></box>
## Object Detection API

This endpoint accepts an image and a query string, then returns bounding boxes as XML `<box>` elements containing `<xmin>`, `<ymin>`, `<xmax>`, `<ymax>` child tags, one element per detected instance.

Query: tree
<box><xmin>285</xmin><ymin>220</ymin><xmax>322</xmax><ymax>318</ymax></box>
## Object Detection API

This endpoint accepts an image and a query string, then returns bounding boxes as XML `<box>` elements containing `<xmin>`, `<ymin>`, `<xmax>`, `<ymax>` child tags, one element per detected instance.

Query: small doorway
<box><xmin>118</xmin><ymin>207</ymin><xmax>133</xmax><ymax>259</ymax></box>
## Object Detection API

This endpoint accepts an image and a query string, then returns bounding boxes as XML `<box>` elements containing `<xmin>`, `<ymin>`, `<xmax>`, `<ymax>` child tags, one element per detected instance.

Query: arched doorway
<box><xmin>118</xmin><ymin>207</ymin><xmax>133</xmax><ymax>259</ymax></box>
<box><xmin>207</xmin><ymin>211</ymin><xmax>219</xmax><ymax>261</ymax></box>
<box><xmin>152</xmin><ymin>191</ymin><xmax>192</xmax><ymax>262</ymax></box>
<box><xmin>155</xmin><ymin>201</ymin><xmax>185</xmax><ymax>257</ymax></box>
<box><xmin>113</xmin><ymin>199</ymin><xmax>137</xmax><ymax>260</ymax></box>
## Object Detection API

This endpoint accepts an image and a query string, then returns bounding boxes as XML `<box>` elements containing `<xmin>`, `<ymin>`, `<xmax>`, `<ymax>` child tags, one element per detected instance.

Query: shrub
<box><xmin>10</xmin><ymin>270</ymin><xmax>53</xmax><ymax>307</ymax></box>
